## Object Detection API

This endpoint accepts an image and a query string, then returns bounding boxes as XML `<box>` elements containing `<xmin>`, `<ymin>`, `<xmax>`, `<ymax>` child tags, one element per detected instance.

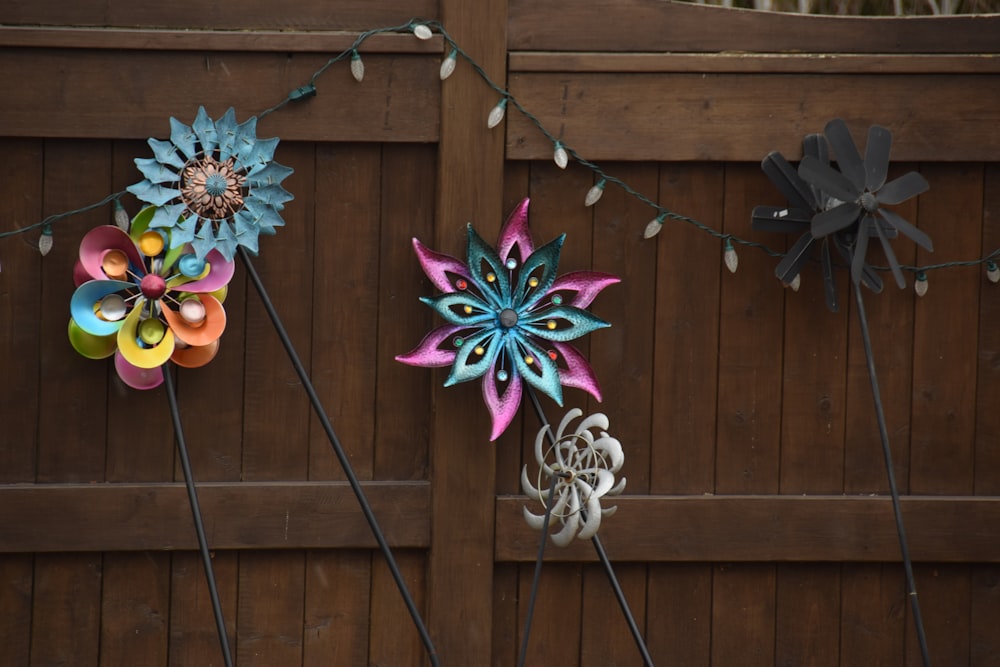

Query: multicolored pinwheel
<box><xmin>127</xmin><ymin>106</ymin><xmax>294</xmax><ymax>261</ymax></box>
<box><xmin>396</xmin><ymin>198</ymin><xmax>619</xmax><ymax>440</ymax></box>
<box><xmin>68</xmin><ymin>207</ymin><xmax>234</xmax><ymax>389</ymax></box>
<box><xmin>521</xmin><ymin>409</ymin><xmax>626</xmax><ymax>546</ymax></box>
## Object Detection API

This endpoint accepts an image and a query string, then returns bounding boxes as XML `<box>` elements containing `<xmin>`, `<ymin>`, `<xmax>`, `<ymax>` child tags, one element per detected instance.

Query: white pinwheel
<box><xmin>521</xmin><ymin>409</ymin><xmax>625</xmax><ymax>546</ymax></box>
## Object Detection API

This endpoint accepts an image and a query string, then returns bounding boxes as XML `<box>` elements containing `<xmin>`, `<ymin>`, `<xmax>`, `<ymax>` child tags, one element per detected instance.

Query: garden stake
<box><xmin>163</xmin><ymin>363</ymin><xmax>234</xmax><ymax>667</ymax></box>
<box><xmin>526</xmin><ymin>385</ymin><xmax>655</xmax><ymax>667</ymax></box>
<box><xmin>854</xmin><ymin>281</ymin><xmax>931</xmax><ymax>667</ymax></box>
<box><xmin>239</xmin><ymin>247</ymin><xmax>441</xmax><ymax>667</ymax></box>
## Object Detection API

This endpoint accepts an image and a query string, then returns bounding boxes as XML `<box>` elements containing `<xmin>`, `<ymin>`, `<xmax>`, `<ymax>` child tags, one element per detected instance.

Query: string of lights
<box><xmin>2</xmin><ymin>18</ymin><xmax>997</xmax><ymax>293</ymax></box>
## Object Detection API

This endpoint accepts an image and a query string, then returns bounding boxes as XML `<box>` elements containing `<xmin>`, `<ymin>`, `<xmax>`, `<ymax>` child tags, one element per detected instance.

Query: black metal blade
<box><xmin>879</xmin><ymin>208</ymin><xmax>934</xmax><ymax>252</ymax></box>
<box><xmin>876</xmin><ymin>171</ymin><xmax>930</xmax><ymax>205</ymax></box>
<box><xmin>774</xmin><ymin>232</ymin><xmax>814</xmax><ymax>284</ymax></box>
<box><xmin>834</xmin><ymin>235</ymin><xmax>882</xmax><ymax>293</ymax></box>
<box><xmin>852</xmin><ymin>217</ymin><xmax>871</xmax><ymax>286</ymax></box>
<box><xmin>751</xmin><ymin>205</ymin><xmax>814</xmax><ymax>233</ymax></box>
<box><xmin>802</xmin><ymin>133</ymin><xmax>831</xmax><ymax>208</ymax></box>
<box><xmin>825</xmin><ymin>118</ymin><xmax>867</xmax><ymax>192</ymax></box>
<box><xmin>872</xmin><ymin>216</ymin><xmax>899</xmax><ymax>239</ymax></box>
<box><xmin>798</xmin><ymin>155</ymin><xmax>859</xmax><ymax>204</ymax></box>
<box><xmin>870</xmin><ymin>214</ymin><xmax>906</xmax><ymax>289</ymax></box>
<box><xmin>820</xmin><ymin>239</ymin><xmax>839</xmax><ymax>313</ymax></box>
<box><xmin>761</xmin><ymin>151</ymin><xmax>815</xmax><ymax>211</ymax></box>
<box><xmin>865</xmin><ymin>125</ymin><xmax>893</xmax><ymax>192</ymax></box>
<box><xmin>812</xmin><ymin>201</ymin><xmax>861</xmax><ymax>238</ymax></box>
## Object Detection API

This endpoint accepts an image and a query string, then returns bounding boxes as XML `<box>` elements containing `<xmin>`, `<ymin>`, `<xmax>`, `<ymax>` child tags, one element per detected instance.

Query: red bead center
<box><xmin>140</xmin><ymin>273</ymin><xmax>167</xmax><ymax>300</ymax></box>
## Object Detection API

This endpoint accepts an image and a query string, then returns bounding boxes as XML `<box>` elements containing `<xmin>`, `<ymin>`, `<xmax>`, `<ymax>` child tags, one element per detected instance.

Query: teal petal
<box><xmin>519</xmin><ymin>304</ymin><xmax>611</xmax><ymax>342</ymax></box>
<box><xmin>247</xmin><ymin>162</ymin><xmax>294</xmax><ymax>188</ymax></box>
<box><xmin>420</xmin><ymin>293</ymin><xmax>495</xmax><ymax>327</ymax></box>
<box><xmin>169</xmin><ymin>215</ymin><xmax>198</xmax><ymax>249</ymax></box>
<box><xmin>248</xmin><ymin>183</ymin><xmax>294</xmax><ymax>210</ymax></box>
<box><xmin>147</xmin><ymin>138</ymin><xmax>186</xmax><ymax>169</ymax></box>
<box><xmin>192</xmin><ymin>106</ymin><xmax>219</xmax><ymax>155</ymax></box>
<box><xmin>240</xmin><ymin>199</ymin><xmax>285</xmax><ymax>234</ymax></box>
<box><xmin>444</xmin><ymin>328</ymin><xmax>500</xmax><ymax>386</ymax></box>
<box><xmin>241</xmin><ymin>136</ymin><xmax>279</xmax><ymax>171</ymax></box>
<box><xmin>135</xmin><ymin>157</ymin><xmax>179</xmax><ymax>185</ymax></box>
<box><xmin>169</xmin><ymin>116</ymin><xmax>198</xmax><ymax>160</ymax></box>
<box><xmin>509</xmin><ymin>334</ymin><xmax>563</xmax><ymax>405</ymax></box>
<box><xmin>148</xmin><ymin>202</ymin><xmax>187</xmax><ymax>230</ymax></box>
<box><xmin>466</xmin><ymin>224</ymin><xmax>510</xmax><ymax>309</ymax></box>
<box><xmin>191</xmin><ymin>219</ymin><xmax>218</xmax><ymax>259</ymax></box>
<box><xmin>514</xmin><ymin>234</ymin><xmax>565</xmax><ymax>310</ymax></box>
<box><xmin>126</xmin><ymin>181</ymin><xmax>180</xmax><ymax>207</ymax></box>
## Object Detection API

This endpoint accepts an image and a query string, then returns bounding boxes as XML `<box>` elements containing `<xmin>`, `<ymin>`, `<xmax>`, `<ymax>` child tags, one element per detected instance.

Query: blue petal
<box><xmin>192</xmin><ymin>219</ymin><xmax>218</xmax><ymax>259</ymax></box>
<box><xmin>147</xmin><ymin>138</ymin><xmax>186</xmax><ymax>169</ymax></box>
<box><xmin>509</xmin><ymin>334</ymin><xmax>563</xmax><ymax>405</ymax></box>
<box><xmin>192</xmin><ymin>107</ymin><xmax>219</xmax><ymax>155</ymax></box>
<box><xmin>519</xmin><ymin>304</ymin><xmax>611</xmax><ymax>342</ymax></box>
<box><xmin>444</xmin><ymin>328</ymin><xmax>501</xmax><ymax>386</ymax></box>
<box><xmin>242</xmin><ymin>137</ymin><xmax>279</xmax><ymax>172</ymax></box>
<box><xmin>466</xmin><ymin>224</ymin><xmax>510</xmax><ymax>309</ymax></box>
<box><xmin>241</xmin><ymin>199</ymin><xmax>285</xmax><ymax>234</ymax></box>
<box><xmin>247</xmin><ymin>162</ymin><xmax>294</xmax><ymax>187</ymax></box>
<box><xmin>514</xmin><ymin>234</ymin><xmax>565</xmax><ymax>311</ymax></box>
<box><xmin>135</xmin><ymin>157</ymin><xmax>180</xmax><ymax>185</ymax></box>
<box><xmin>148</xmin><ymin>202</ymin><xmax>187</xmax><ymax>230</ymax></box>
<box><xmin>248</xmin><ymin>183</ymin><xmax>294</xmax><ymax>210</ymax></box>
<box><xmin>217</xmin><ymin>218</ymin><xmax>244</xmax><ymax>257</ymax></box>
<box><xmin>126</xmin><ymin>180</ymin><xmax>181</xmax><ymax>207</ymax></box>
<box><xmin>169</xmin><ymin>215</ymin><xmax>199</xmax><ymax>248</ymax></box>
<box><xmin>169</xmin><ymin>116</ymin><xmax>198</xmax><ymax>160</ymax></box>
<box><xmin>420</xmin><ymin>293</ymin><xmax>495</xmax><ymax>327</ymax></box>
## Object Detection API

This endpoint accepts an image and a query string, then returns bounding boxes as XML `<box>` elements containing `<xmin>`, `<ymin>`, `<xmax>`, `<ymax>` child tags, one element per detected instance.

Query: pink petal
<box><xmin>79</xmin><ymin>225</ymin><xmax>145</xmax><ymax>282</ymax></box>
<box><xmin>483</xmin><ymin>364</ymin><xmax>523</xmax><ymax>441</ymax></box>
<box><xmin>550</xmin><ymin>271</ymin><xmax>620</xmax><ymax>308</ymax></box>
<box><xmin>395</xmin><ymin>325</ymin><xmax>460</xmax><ymax>367</ymax></box>
<box><xmin>553</xmin><ymin>342</ymin><xmax>603</xmax><ymax>401</ymax></box>
<box><xmin>497</xmin><ymin>198</ymin><xmax>534</xmax><ymax>265</ymax></box>
<box><xmin>412</xmin><ymin>238</ymin><xmax>472</xmax><ymax>293</ymax></box>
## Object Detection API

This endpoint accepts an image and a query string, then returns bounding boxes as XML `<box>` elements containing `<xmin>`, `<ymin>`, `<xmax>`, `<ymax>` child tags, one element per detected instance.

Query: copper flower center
<box><xmin>180</xmin><ymin>155</ymin><xmax>246</xmax><ymax>220</ymax></box>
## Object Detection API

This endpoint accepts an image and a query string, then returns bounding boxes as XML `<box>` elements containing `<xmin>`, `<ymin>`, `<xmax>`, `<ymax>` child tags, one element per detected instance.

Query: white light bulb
<box><xmin>487</xmin><ymin>98</ymin><xmax>507</xmax><ymax>129</ymax></box>
<box><xmin>987</xmin><ymin>262</ymin><xmax>1000</xmax><ymax>284</ymax></box>
<box><xmin>644</xmin><ymin>214</ymin><xmax>665</xmax><ymax>239</ymax></box>
<box><xmin>553</xmin><ymin>142</ymin><xmax>569</xmax><ymax>169</ymax></box>
<box><xmin>350</xmin><ymin>52</ymin><xmax>364</xmax><ymax>82</ymax></box>
<box><xmin>584</xmin><ymin>180</ymin><xmax>605</xmax><ymax>207</ymax></box>
<box><xmin>914</xmin><ymin>273</ymin><xmax>928</xmax><ymax>297</ymax></box>
<box><xmin>440</xmin><ymin>49</ymin><xmax>457</xmax><ymax>80</ymax></box>
<box><xmin>412</xmin><ymin>24</ymin><xmax>433</xmax><ymax>40</ymax></box>
<box><xmin>38</xmin><ymin>227</ymin><xmax>53</xmax><ymax>256</ymax></box>
<box><xmin>788</xmin><ymin>274</ymin><xmax>801</xmax><ymax>292</ymax></box>
<box><xmin>723</xmin><ymin>240</ymin><xmax>738</xmax><ymax>274</ymax></box>
<box><xmin>113</xmin><ymin>200</ymin><xmax>130</xmax><ymax>231</ymax></box>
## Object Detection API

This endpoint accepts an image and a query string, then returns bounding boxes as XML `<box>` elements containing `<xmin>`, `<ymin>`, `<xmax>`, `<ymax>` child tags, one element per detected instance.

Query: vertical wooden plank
<box><xmin>491</xmin><ymin>564</ymin><xmax>519</xmax><ymax>667</ymax></box>
<box><xmin>31</xmin><ymin>554</ymin><xmax>102</xmax><ymax>666</ymax></box>
<box><xmin>517</xmin><ymin>564</ymin><xmax>582</xmax><ymax>665</ymax></box>
<box><xmin>651</xmin><ymin>163</ymin><xmax>724</xmax><ymax>494</ymax></box>
<box><xmin>840</xmin><ymin>564</ymin><xmax>905</xmax><ymax>666</ymax></box>
<box><xmin>37</xmin><ymin>139</ymin><xmax>112</xmax><ymax>484</ymax></box>
<box><xmin>907</xmin><ymin>565</ymin><xmax>970</xmax><ymax>666</ymax></box>
<box><xmin>168</xmin><ymin>552</ymin><xmax>238</xmax><ymax>667</ymax></box>
<box><xmin>100</xmin><ymin>553</ymin><xmax>170</xmax><ymax>667</ymax></box>
<box><xmin>303</xmin><ymin>550</ymin><xmax>371</xmax><ymax>666</ymax></box>
<box><xmin>711</xmin><ymin>564</ymin><xmax>776</xmax><ymax>667</ymax></box>
<box><xmin>308</xmin><ymin>143</ymin><xmax>381</xmax><ymax>482</ymax></box>
<box><xmin>375</xmin><ymin>143</ymin><xmax>436</xmax><ymax>481</ymax></box>
<box><xmin>431</xmin><ymin>0</ymin><xmax>508</xmax><ymax>662</ymax></box>
<box><xmin>236</xmin><ymin>552</ymin><xmax>306</xmax><ymax>666</ymax></box>
<box><xmin>0</xmin><ymin>555</ymin><xmax>33</xmax><ymax>666</ymax></box>
<box><xmin>579</xmin><ymin>564</ymin><xmax>647</xmax><ymax>666</ymax></box>
<box><xmin>774</xmin><ymin>564</ymin><xmax>841</xmax><ymax>667</ymax></box>
<box><xmin>975</xmin><ymin>165</ymin><xmax>1000</xmax><ymax>495</ymax></box>
<box><xmin>971</xmin><ymin>564</ymin><xmax>1000</xmax><ymax>666</ymax></box>
<box><xmin>0</xmin><ymin>138</ymin><xmax>42</xmax><ymax>482</ymax></box>
<box><xmin>715</xmin><ymin>163</ymin><xmax>784</xmax><ymax>494</ymax></box>
<box><xmin>369</xmin><ymin>552</ymin><xmax>426</xmax><ymax>667</ymax></box>
<box><xmin>910</xmin><ymin>164</ymin><xmax>981</xmax><ymax>495</ymax></box>
<box><xmin>647</xmin><ymin>563</ymin><xmax>712</xmax><ymax>666</ymax></box>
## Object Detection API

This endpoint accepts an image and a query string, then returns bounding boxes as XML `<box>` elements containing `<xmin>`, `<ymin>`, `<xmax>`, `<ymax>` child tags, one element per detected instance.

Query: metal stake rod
<box><xmin>853</xmin><ymin>282</ymin><xmax>931</xmax><ymax>667</ymax></box>
<box><xmin>163</xmin><ymin>364</ymin><xmax>234</xmax><ymax>667</ymax></box>
<box><xmin>517</xmin><ymin>471</ymin><xmax>561</xmax><ymax>667</ymax></box>
<box><xmin>239</xmin><ymin>248</ymin><xmax>440</xmax><ymax>667</ymax></box>
<box><xmin>525</xmin><ymin>385</ymin><xmax>655</xmax><ymax>667</ymax></box>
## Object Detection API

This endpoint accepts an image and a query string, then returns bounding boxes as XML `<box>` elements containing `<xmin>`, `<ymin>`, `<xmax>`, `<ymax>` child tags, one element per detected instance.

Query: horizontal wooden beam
<box><xmin>510</xmin><ymin>52</ymin><xmax>1000</xmax><ymax>74</ymax></box>
<box><xmin>0</xmin><ymin>481</ymin><xmax>429</xmax><ymax>552</ymax></box>
<box><xmin>0</xmin><ymin>48</ymin><xmax>440</xmax><ymax>141</ymax></box>
<box><xmin>506</xmin><ymin>71</ymin><xmax>999</xmax><ymax>162</ymax></box>
<box><xmin>496</xmin><ymin>495</ymin><xmax>1000</xmax><ymax>563</ymax></box>
<box><xmin>0</xmin><ymin>26</ymin><xmax>443</xmax><ymax>54</ymax></box>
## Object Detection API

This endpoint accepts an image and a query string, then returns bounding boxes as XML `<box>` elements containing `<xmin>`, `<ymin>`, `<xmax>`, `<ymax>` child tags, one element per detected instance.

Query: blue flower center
<box><xmin>499</xmin><ymin>308</ymin><xmax>519</xmax><ymax>329</ymax></box>
<box><xmin>205</xmin><ymin>173</ymin><xmax>229</xmax><ymax>197</ymax></box>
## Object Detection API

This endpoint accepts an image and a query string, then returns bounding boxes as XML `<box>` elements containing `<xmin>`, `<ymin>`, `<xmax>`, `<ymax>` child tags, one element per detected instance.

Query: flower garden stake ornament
<box><xmin>68</xmin><ymin>207</ymin><xmax>234</xmax><ymax>389</ymax></box>
<box><xmin>521</xmin><ymin>409</ymin><xmax>625</xmax><ymax>547</ymax></box>
<box><xmin>396</xmin><ymin>198</ymin><xmax>619</xmax><ymax>440</ymax></box>
<box><xmin>127</xmin><ymin>106</ymin><xmax>294</xmax><ymax>261</ymax></box>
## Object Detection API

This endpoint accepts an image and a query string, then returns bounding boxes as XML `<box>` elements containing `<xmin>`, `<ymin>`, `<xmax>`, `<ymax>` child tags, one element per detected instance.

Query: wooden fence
<box><xmin>1</xmin><ymin>1</ymin><xmax>999</xmax><ymax>664</ymax></box>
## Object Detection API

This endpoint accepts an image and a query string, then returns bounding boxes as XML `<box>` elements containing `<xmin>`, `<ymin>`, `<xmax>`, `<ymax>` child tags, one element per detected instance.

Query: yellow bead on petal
<box><xmin>524</xmin><ymin>355</ymin><xmax>534</xmax><ymax>365</ymax></box>
<box><xmin>464</xmin><ymin>305</ymin><xmax>473</xmax><ymax>314</ymax></box>
<box><xmin>546</xmin><ymin>320</ymin><xmax>557</xmax><ymax>330</ymax></box>
<box><xmin>474</xmin><ymin>346</ymin><xmax>485</xmax><ymax>356</ymax></box>
<box><xmin>486</xmin><ymin>272</ymin><xmax>496</xmax><ymax>283</ymax></box>
<box><xmin>528</xmin><ymin>277</ymin><xmax>539</xmax><ymax>288</ymax></box>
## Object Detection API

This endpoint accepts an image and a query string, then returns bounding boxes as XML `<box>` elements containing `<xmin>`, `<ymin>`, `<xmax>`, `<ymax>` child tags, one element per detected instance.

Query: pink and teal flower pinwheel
<box><xmin>396</xmin><ymin>198</ymin><xmax>619</xmax><ymax>440</ymax></box>
<box><xmin>68</xmin><ymin>207</ymin><xmax>234</xmax><ymax>390</ymax></box>
<box><xmin>127</xmin><ymin>106</ymin><xmax>293</xmax><ymax>261</ymax></box>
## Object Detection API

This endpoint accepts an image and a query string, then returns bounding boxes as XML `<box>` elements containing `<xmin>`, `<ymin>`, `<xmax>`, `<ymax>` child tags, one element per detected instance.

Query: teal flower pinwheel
<box><xmin>397</xmin><ymin>199</ymin><xmax>619</xmax><ymax>440</ymax></box>
<box><xmin>127</xmin><ymin>106</ymin><xmax>293</xmax><ymax>261</ymax></box>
